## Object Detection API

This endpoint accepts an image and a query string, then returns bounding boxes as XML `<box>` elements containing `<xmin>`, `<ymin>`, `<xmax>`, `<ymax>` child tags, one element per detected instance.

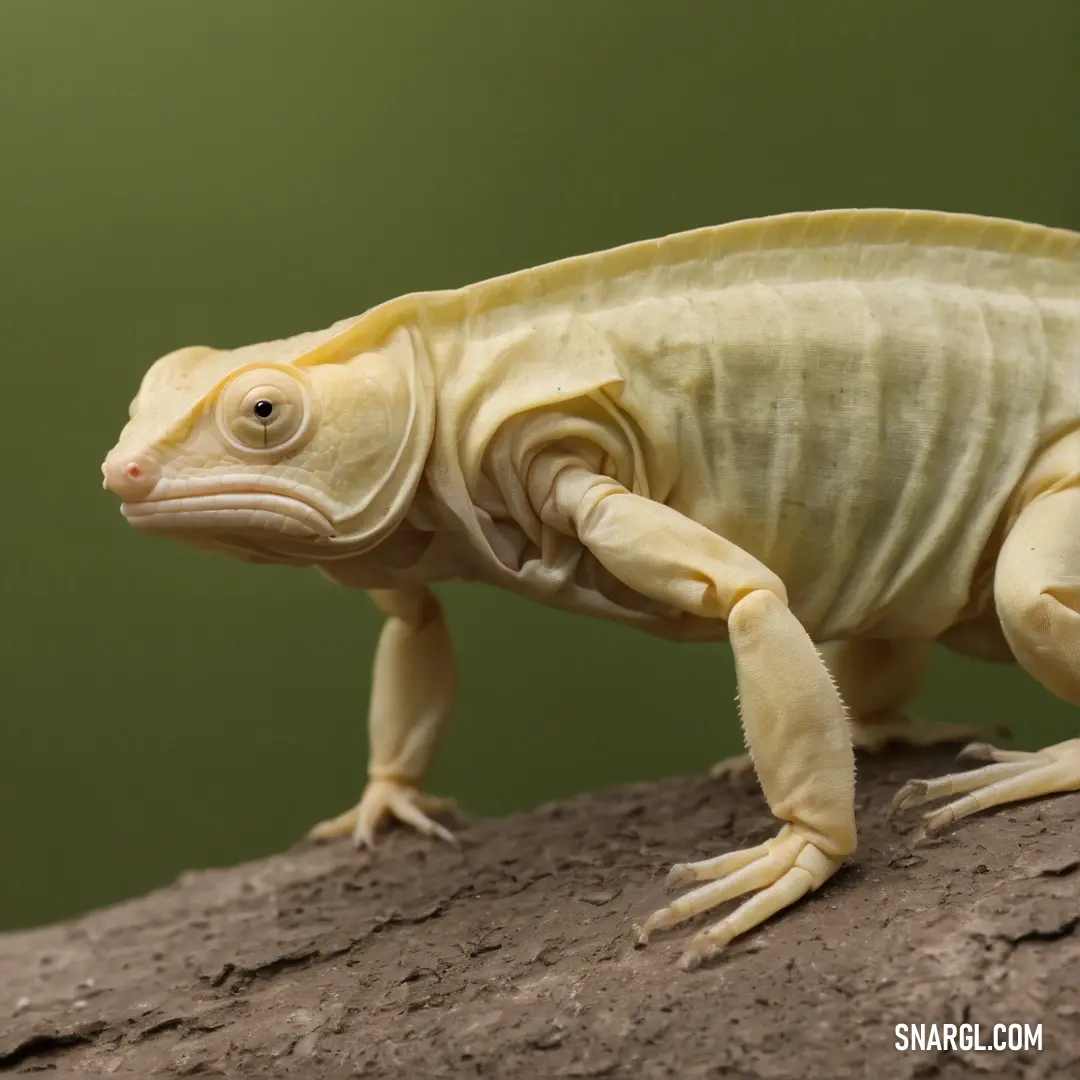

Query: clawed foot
<box><xmin>634</xmin><ymin>825</ymin><xmax>844</xmax><ymax>970</ymax></box>
<box><xmin>890</xmin><ymin>738</ymin><xmax>1080</xmax><ymax>833</ymax></box>
<box><xmin>308</xmin><ymin>779</ymin><xmax>460</xmax><ymax>847</ymax></box>
<box><xmin>851</xmin><ymin>712</ymin><xmax>1004</xmax><ymax>754</ymax></box>
<box><xmin>708</xmin><ymin>751</ymin><xmax>755</xmax><ymax>781</ymax></box>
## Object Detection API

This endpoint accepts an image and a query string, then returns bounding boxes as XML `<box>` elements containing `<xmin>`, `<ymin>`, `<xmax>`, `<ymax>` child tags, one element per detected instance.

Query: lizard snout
<box><xmin>101</xmin><ymin>452</ymin><xmax>161</xmax><ymax>501</ymax></box>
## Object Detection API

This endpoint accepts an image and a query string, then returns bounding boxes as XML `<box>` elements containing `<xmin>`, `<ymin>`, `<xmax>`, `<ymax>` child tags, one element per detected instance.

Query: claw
<box><xmin>664</xmin><ymin>863</ymin><xmax>697</xmax><ymax>892</ymax></box>
<box><xmin>887</xmin><ymin>778</ymin><xmax>931</xmax><ymax>819</ymax></box>
<box><xmin>308</xmin><ymin>779</ymin><xmax>460</xmax><ymax>847</ymax></box>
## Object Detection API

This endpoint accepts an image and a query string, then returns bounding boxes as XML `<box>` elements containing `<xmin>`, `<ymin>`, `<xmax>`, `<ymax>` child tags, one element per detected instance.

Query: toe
<box><xmin>307</xmin><ymin>807</ymin><xmax>359</xmax><ymax>842</ymax></box>
<box><xmin>388</xmin><ymin>789</ymin><xmax>458</xmax><ymax>844</ymax></box>
<box><xmin>888</xmin><ymin>779</ymin><xmax>930</xmax><ymax>817</ymax></box>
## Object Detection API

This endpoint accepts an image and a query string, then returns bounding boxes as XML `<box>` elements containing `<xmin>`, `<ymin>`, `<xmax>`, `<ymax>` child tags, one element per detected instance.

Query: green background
<box><xmin>2</xmin><ymin>1</ymin><xmax>1078</xmax><ymax>933</ymax></box>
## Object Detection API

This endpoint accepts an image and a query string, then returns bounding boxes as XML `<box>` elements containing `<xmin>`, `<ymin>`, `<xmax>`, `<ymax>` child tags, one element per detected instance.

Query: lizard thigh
<box><xmin>818</xmin><ymin>639</ymin><xmax>929</xmax><ymax>719</ymax></box>
<box><xmin>818</xmin><ymin>639</ymin><xmax>988</xmax><ymax>752</ymax></box>
<box><xmin>995</xmin><ymin>483</ymin><xmax>1080</xmax><ymax>705</ymax></box>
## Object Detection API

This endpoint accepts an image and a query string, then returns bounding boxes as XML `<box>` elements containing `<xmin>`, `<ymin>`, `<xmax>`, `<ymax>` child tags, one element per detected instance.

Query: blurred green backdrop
<box><xmin>1</xmin><ymin>1</ymin><xmax>1078</xmax><ymax>932</ymax></box>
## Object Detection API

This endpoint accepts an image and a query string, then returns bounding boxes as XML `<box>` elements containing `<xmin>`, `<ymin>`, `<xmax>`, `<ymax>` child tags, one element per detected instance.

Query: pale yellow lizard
<box><xmin>102</xmin><ymin>209</ymin><xmax>1080</xmax><ymax>969</ymax></box>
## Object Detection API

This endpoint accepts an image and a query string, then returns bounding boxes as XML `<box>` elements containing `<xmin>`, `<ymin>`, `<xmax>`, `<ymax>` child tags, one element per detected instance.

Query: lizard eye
<box><xmin>216</xmin><ymin>366</ymin><xmax>316</xmax><ymax>456</ymax></box>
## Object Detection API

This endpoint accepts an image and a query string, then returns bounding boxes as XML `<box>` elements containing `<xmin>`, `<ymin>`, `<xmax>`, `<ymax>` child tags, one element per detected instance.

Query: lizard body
<box><xmin>104</xmin><ymin>209</ymin><xmax>1080</xmax><ymax>968</ymax></box>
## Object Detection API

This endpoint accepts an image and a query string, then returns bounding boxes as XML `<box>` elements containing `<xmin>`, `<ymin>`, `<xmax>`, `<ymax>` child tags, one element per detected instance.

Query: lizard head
<box><xmin>102</xmin><ymin>315</ymin><xmax>435</xmax><ymax>564</ymax></box>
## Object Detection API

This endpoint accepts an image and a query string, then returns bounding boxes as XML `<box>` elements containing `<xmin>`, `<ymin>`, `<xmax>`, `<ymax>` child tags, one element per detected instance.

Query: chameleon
<box><xmin>102</xmin><ymin>208</ymin><xmax>1080</xmax><ymax>970</ymax></box>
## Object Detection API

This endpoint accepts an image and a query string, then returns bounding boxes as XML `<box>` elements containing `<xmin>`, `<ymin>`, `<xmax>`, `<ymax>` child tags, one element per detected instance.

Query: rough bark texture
<box><xmin>1</xmin><ymin>748</ymin><xmax>1077</xmax><ymax>1079</ymax></box>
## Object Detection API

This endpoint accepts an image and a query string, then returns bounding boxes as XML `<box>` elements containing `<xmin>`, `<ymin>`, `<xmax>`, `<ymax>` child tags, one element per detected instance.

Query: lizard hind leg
<box><xmin>892</xmin><ymin>477</ymin><xmax>1080</xmax><ymax>833</ymax></box>
<box><xmin>820</xmin><ymin>638</ymin><xmax>989</xmax><ymax>753</ymax></box>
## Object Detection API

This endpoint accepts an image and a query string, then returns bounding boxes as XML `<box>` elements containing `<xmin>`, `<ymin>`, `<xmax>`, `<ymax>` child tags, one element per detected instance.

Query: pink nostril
<box><xmin>103</xmin><ymin>453</ymin><xmax>160</xmax><ymax>499</ymax></box>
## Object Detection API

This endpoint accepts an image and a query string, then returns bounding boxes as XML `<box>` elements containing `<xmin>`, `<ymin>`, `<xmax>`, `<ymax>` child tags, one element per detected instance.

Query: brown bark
<box><xmin>1</xmin><ymin>748</ymin><xmax>1077</xmax><ymax>1079</ymax></box>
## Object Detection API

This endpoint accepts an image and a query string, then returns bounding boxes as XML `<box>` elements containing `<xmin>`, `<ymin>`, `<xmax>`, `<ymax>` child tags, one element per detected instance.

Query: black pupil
<box><xmin>253</xmin><ymin>399</ymin><xmax>274</xmax><ymax>419</ymax></box>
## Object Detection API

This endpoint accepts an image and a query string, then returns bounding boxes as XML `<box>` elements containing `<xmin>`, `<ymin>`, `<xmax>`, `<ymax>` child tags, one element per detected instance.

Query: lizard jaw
<box><xmin>114</xmin><ymin>471</ymin><xmax>340</xmax><ymax>542</ymax></box>
<box><xmin>120</xmin><ymin>491</ymin><xmax>337</xmax><ymax>539</ymax></box>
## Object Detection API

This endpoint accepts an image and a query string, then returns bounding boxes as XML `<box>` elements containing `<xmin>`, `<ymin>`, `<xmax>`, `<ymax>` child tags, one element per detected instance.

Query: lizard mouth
<box><xmin>119</xmin><ymin>479</ymin><xmax>338</xmax><ymax>540</ymax></box>
<box><xmin>122</xmin><ymin>494</ymin><xmax>336</xmax><ymax>539</ymax></box>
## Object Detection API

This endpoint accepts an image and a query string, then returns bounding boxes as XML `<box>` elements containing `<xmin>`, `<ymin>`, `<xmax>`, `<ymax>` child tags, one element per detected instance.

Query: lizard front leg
<box><xmin>308</xmin><ymin>585</ymin><xmax>459</xmax><ymax>846</ymax></box>
<box><xmin>536</xmin><ymin>461</ymin><xmax>856</xmax><ymax>968</ymax></box>
<box><xmin>710</xmin><ymin>639</ymin><xmax>985</xmax><ymax>780</ymax></box>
